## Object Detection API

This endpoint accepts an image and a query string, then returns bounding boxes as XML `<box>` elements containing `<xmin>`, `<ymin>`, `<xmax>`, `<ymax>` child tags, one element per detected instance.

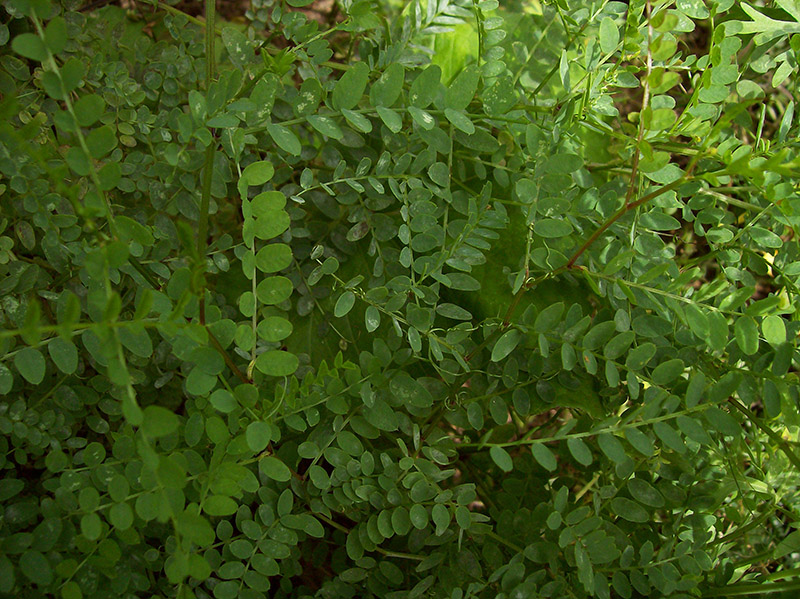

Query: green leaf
<box><xmin>365</xmin><ymin>306</ymin><xmax>380</xmax><ymax>332</ymax></box>
<box><xmin>98</xmin><ymin>162</ymin><xmax>121</xmax><ymax>191</ymax></box>
<box><xmin>12</xmin><ymin>33</ymin><xmax>47</xmax><ymax>61</ymax></box>
<box><xmin>242</xmin><ymin>160</ymin><xmax>274</xmax><ymax>187</ymax></box>
<box><xmin>624</xmin><ymin>428</ymin><xmax>654</xmax><ymax>456</ymax></box>
<box><xmin>651</xmin><ymin>358</ymin><xmax>684</xmax><ymax>385</ymax></box>
<box><xmin>603</xmin><ymin>331</ymin><xmax>635</xmax><ymax>360</ymax></box>
<box><xmin>19</xmin><ymin>550</ymin><xmax>52</xmax><ymax>585</ymax></box>
<box><xmin>409</xmin><ymin>504</ymin><xmax>428</xmax><ymax>529</ymax></box>
<box><xmin>704</xmin><ymin>406</ymin><xmax>740</xmax><ymax>437</ymax></box>
<box><xmin>408</xmin><ymin>106</ymin><xmax>436</xmax><ymax>130</ymax></box>
<box><xmin>436</xmin><ymin>303</ymin><xmax>472</xmax><ymax>320</ymax></box>
<box><xmin>432</xmin><ymin>504</ymin><xmax>450</xmax><ymax>535</ymax></box>
<box><xmin>389</xmin><ymin>373</ymin><xmax>433</xmax><ymax>408</ymax></box>
<box><xmin>253</xmin><ymin>210</ymin><xmax>291</xmax><ymax>240</ymax></box>
<box><xmin>597</xmin><ymin>433</ymin><xmax>627</xmax><ymax>463</ymax></box>
<box><xmin>44</xmin><ymin>16</ymin><xmax>67</xmax><ymax>54</ymax></box>
<box><xmin>409</xmin><ymin>65</ymin><xmax>442</xmax><ymax>108</ymax></box>
<box><xmin>610</xmin><ymin>497</ymin><xmax>648</xmax><ymax>523</ymax></box>
<box><xmin>221</xmin><ymin>26</ymin><xmax>254</xmax><ymax>70</ymax></box>
<box><xmin>209</xmin><ymin>389</ymin><xmax>238</xmax><ymax>413</ymax></box>
<box><xmin>267</xmin><ymin>123</ymin><xmax>301</xmax><ymax>156</ymax></box>
<box><xmin>491</xmin><ymin>329</ymin><xmax>521</xmax><ymax>362</ymax></box>
<box><xmin>256</xmin><ymin>276</ymin><xmax>293</xmax><ymax>305</ymax></box>
<box><xmin>677</xmin><ymin>415</ymin><xmax>712</xmax><ymax>445</ymax></box>
<box><xmin>443</xmin><ymin>273</ymin><xmax>480</xmax><ymax>291</ymax></box>
<box><xmin>334</xmin><ymin>290</ymin><xmax>356</xmax><ymax>317</ymax></box>
<box><xmin>370</xmin><ymin>63</ymin><xmax>404</xmax><ymax>107</ymax></box>
<box><xmin>774</xmin><ymin>530</ymin><xmax>800</xmax><ymax>559</ymax></box>
<box><xmin>255</xmin><ymin>350</ymin><xmax>298</xmax><ymax>377</ymax></box>
<box><xmin>86</xmin><ymin>125</ymin><xmax>117</xmax><ymax>159</ymax></box>
<box><xmin>376</xmin><ymin>106</ymin><xmax>403</xmax><ymax>132</ymax></box>
<box><xmin>14</xmin><ymin>347</ymin><xmax>46</xmax><ymax>384</ymax></box>
<box><xmin>204</xmin><ymin>495</ymin><xmax>238</xmax><ymax>516</ymax></box>
<box><xmin>259</xmin><ymin>456</ymin><xmax>292</xmax><ymax>481</ymax></box>
<box><xmin>60</xmin><ymin>56</ymin><xmax>83</xmax><ymax>92</ymax></box>
<box><xmin>81</xmin><ymin>512</ymin><xmax>102</xmax><ymax>540</ymax></box>
<box><xmin>141</xmin><ymin>405</ymin><xmax>179</xmax><ymax>438</ymax></box>
<box><xmin>559</xmin><ymin>49</ymin><xmax>570</xmax><ymax>90</ymax></box>
<box><xmin>259</xmin><ymin>316</ymin><xmax>293</xmax><ymax>342</ymax></box>
<box><xmin>599</xmin><ymin>17</ymin><xmax>620</xmax><ymax>54</ymax></box>
<box><xmin>567</xmin><ymin>437</ymin><xmax>593</xmax><ymax>466</ymax></box>
<box><xmin>542</xmin><ymin>153</ymin><xmax>583</xmax><ymax>174</ymax></box>
<box><xmin>250</xmin><ymin>191</ymin><xmax>286</xmax><ymax>213</ymax></box>
<box><xmin>332</xmin><ymin>61</ymin><xmax>369</xmax><ymax>111</ymax></box>
<box><xmin>246</xmin><ymin>421</ymin><xmax>271</xmax><ymax>452</ymax></box>
<box><xmin>336</xmin><ymin>430</ymin><xmax>363</xmax><ymax>455</ymax></box>
<box><xmin>391</xmin><ymin>507</ymin><xmax>412</xmax><ymax>535</ymax></box>
<box><xmin>533</xmin><ymin>218</ymin><xmax>573</xmax><ymax>238</ymax></box>
<box><xmin>706</xmin><ymin>311</ymin><xmax>729</xmax><ymax>351</ymax></box>
<box><xmin>307</xmin><ymin>114</ymin><xmax>343</xmax><ymax>139</ymax></box>
<box><xmin>116</xmin><ymin>215</ymin><xmax>154</xmax><ymax>246</ymax></box>
<box><xmin>762</xmin><ymin>314</ymin><xmax>786</xmax><ymax>346</ymax></box>
<box><xmin>531</xmin><ymin>443</ymin><xmax>557</xmax><ymax>471</ymax></box>
<box><xmin>428</xmin><ymin>162</ymin><xmax>450</xmax><ymax>187</ymax></box>
<box><xmin>534</xmin><ymin>302</ymin><xmax>564</xmax><ymax>332</ymax></box>
<box><xmin>342</xmin><ymin>108</ymin><xmax>372</xmax><ymax>133</ymax></box>
<box><xmin>0</xmin><ymin>556</ymin><xmax>14</xmax><ymax>593</ymax></box>
<box><xmin>364</xmin><ymin>398</ymin><xmax>398</xmax><ymax>431</ymax></box>
<box><xmin>73</xmin><ymin>94</ymin><xmax>106</xmax><ymax>127</ymax></box>
<box><xmin>445</xmin><ymin>64</ymin><xmax>480</xmax><ymax>111</ymax></box>
<box><xmin>48</xmin><ymin>337</ymin><xmax>78</xmax><ymax>374</ymax></box>
<box><xmin>684</xmin><ymin>304</ymin><xmax>709</xmax><ymax>339</ymax></box>
<box><xmin>109</xmin><ymin>502</ymin><xmax>134</xmax><ymax>530</ymax></box>
<box><xmin>256</xmin><ymin>243</ymin><xmax>292</xmax><ymax>273</ymax></box>
<box><xmin>444</xmin><ymin>108</ymin><xmax>475</xmax><ymax>134</ymax></box>
<box><xmin>734</xmin><ymin>316</ymin><xmax>759</xmax><ymax>355</ymax></box>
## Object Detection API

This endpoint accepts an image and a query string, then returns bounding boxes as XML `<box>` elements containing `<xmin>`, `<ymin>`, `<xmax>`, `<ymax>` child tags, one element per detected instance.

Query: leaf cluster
<box><xmin>1</xmin><ymin>0</ymin><xmax>800</xmax><ymax>598</ymax></box>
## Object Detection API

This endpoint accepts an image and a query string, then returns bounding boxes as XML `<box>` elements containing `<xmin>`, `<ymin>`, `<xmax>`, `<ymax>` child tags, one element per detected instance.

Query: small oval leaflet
<box><xmin>599</xmin><ymin>17</ymin><xmax>620</xmax><ymax>54</ymax></box>
<box><xmin>651</xmin><ymin>358</ymin><xmax>684</xmax><ymax>385</ymax></box>
<box><xmin>628</xmin><ymin>478</ymin><xmax>665</xmax><ymax>508</ymax></box>
<box><xmin>267</xmin><ymin>123</ymin><xmax>302</xmax><ymax>156</ymax></box>
<box><xmin>490</xmin><ymin>446</ymin><xmax>513</xmax><ymax>472</ymax></box>
<box><xmin>256</xmin><ymin>276</ymin><xmax>294</xmax><ymax>305</ymax></box>
<box><xmin>14</xmin><ymin>347</ymin><xmax>46</xmax><ymax>385</ymax></box>
<box><xmin>610</xmin><ymin>497</ymin><xmax>649</xmax><ymax>523</ymax></box>
<box><xmin>332</xmin><ymin>61</ymin><xmax>370</xmax><ymax>111</ymax></box>
<box><xmin>255</xmin><ymin>350</ymin><xmax>299</xmax><ymax>377</ymax></box>
<box><xmin>491</xmin><ymin>329</ymin><xmax>521</xmax><ymax>362</ymax></box>
<box><xmin>256</xmin><ymin>243</ymin><xmax>293</xmax><ymax>273</ymax></box>
<box><xmin>531</xmin><ymin>443</ymin><xmax>557</xmax><ymax>471</ymax></box>
<box><xmin>567</xmin><ymin>437</ymin><xmax>593</xmax><ymax>466</ymax></box>
<box><xmin>734</xmin><ymin>315</ymin><xmax>760</xmax><ymax>355</ymax></box>
<box><xmin>389</xmin><ymin>373</ymin><xmax>433</xmax><ymax>408</ymax></box>
<box><xmin>259</xmin><ymin>456</ymin><xmax>292</xmax><ymax>482</ymax></box>
<box><xmin>334</xmin><ymin>291</ymin><xmax>356</xmax><ymax>317</ymax></box>
<box><xmin>370</xmin><ymin>62</ymin><xmax>404</xmax><ymax>107</ymax></box>
<box><xmin>203</xmin><ymin>495</ymin><xmax>238</xmax><ymax>517</ymax></box>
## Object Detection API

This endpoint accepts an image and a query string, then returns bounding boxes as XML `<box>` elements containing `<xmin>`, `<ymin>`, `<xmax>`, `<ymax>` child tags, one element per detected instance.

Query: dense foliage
<box><xmin>2</xmin><ymin>0</ymin><xmax>800</xmax><ymax>597</ymax></box>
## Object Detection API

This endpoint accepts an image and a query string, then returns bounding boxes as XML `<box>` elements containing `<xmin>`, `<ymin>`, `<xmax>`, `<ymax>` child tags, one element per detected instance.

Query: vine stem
<box><xmin>564</xmin><ymin>173</ymin><xmax>692</xmax><ymax>269</ymax></box>
<box><xmin>623</xmin><ymin>0</ymin><xmax>652</xmax><ymax>209</ymax></box>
